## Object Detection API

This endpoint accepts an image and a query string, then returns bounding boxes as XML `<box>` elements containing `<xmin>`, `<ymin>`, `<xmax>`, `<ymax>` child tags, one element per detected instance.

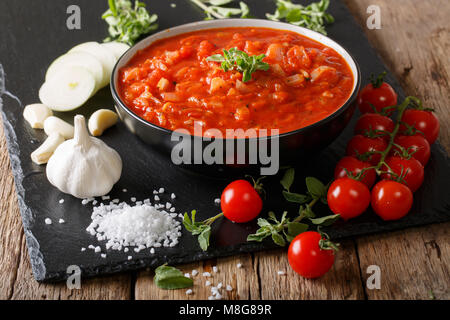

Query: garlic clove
<box><xmin>88</xmin><ymin>109</ymin><xmax>118</xmax><ymax>136</ymax></box>
<box><xmin>44</xmin><ymin>116</ymin><xmax>74</xmax><ymax>139</ymax></box>
<box><xmin>31</xmin><ymin>133</ymin><xmax>65</xmax><ymax>165</ymax></box>
<box><xmin>23</xmin><ymin>103</ymin><xmax>53</xmax><ymax>129</ymax></box>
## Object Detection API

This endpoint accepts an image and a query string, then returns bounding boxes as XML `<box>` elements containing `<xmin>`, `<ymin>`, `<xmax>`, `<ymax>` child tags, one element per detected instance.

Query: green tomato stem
<box><xmin>375</xmin><ymin>96</ymin><xmax>421</xmax><ymax>173</ymax></box>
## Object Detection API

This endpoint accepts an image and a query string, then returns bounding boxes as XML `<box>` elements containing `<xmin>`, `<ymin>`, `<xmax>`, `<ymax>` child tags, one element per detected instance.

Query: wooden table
<box><xmin>0</xmin><ymin>0</ymin><xmax>448</xmax><ymax>300</ymax></box>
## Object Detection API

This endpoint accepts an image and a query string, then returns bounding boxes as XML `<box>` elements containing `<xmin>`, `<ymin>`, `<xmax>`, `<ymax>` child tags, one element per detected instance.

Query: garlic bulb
<box><xmin>46</xmin><ymin>115</ymin><xmax>122</xmax><ymax>198</ymax></box>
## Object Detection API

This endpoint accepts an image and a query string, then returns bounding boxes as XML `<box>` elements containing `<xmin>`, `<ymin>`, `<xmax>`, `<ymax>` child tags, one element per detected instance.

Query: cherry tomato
<box><xmin>327</xmin><ymin>178</ymin><xmax>371</xmax><ymax>220</ymax></box>
<box><xmin>393</xmin><ymin>135</ymin><xmax>431</xmax><ymax>166</ymax></box>
<box><xmin>354</xmin><ymin>113</ymin><xmax>394</xmax><ymax>141</ymax></box>
<box><xmin>288</xmin><ymin>231</ymin><xmax>335</xmax><ymax>279</ymax></box>
<box><xmin>346</xmin><ymin>135</ymin><xmax>388</xmax><ymax>165</ymax></box>
<box><xmin>220</xmin><ymin>179</ymin><xmax>262</xmax><ymax>223</ymax></box>
<box><xmin>380</xmin><ymin>156</ymin><xmax>424</xmax><ymax>192</ymax></box>
<box><xmin>371</xmin><ymin>180</ymin><xmax>413</xmax><ymax>221</ymax></box>
<box><xmin>334</xmin><ymin>156</ymin><xmax>376</xmax><ymax>188</ymax></box>
<box><xmin>357</xmin><ymin>79</ymin><xmax>398</xmax><ymax>114</ymax></box>
<box><xmin>400</xmin><ymin>109</ymin><xmax>440</xmax><ymax>144</ymax></box>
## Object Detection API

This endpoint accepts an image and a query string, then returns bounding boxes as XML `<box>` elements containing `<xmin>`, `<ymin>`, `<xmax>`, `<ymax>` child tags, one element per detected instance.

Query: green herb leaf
<box><xmin>266</xmin><ymin>0</ymin><xmax>334</xmax><ymax>35</ymax></box>
<box><xmin>102</xmin><ymin>0</ymin><xmax>158</xmax><ymax>45</ymax></box>
<box><xmin>247</xmin><ymin>227</ymin><xmax>271</xmax><ymax>242</ymax></box>
<box><xmin>287</xmin><ymin>222</ymin><xmax>308</xmax><ymax>239</ymax></box>
<box><xmin>280</xmin><ymin>168</ymin><xmax>295</xmax><ymax>191</ymax></box>
<box><xmin>309</xmin><ymin>214</ymin><xmax>340</xmax><ymax>226</ymax></box>
<box><xmin>282</xmin><ymin>191</ymin><xmax>310</xmax><ymax>204</ymax></box>
<box><xmin>305</xmin><ymin>177</ymin><xmax>327</xmax><ymax>200</ymax></box>
<box><xmin>271</xmin><ymin>232</ymin><xmax>286</xmax><ymax>246</ymax></box>
<box><xmin>209</xmin><ymin>0</ymin><xmax>234</xmax><ymax>5</ymax></box>
<box><xmin>198</xmin><ymin>226</ymin><xmax>211</xmax><ymax>251</ymax></box>
<box><xmin>206</xmin><ymin>48</ymin><xmax>269</xmax><ymax>82</ymax></box>
<box><xmin>154</xmin><ymin>265</ymin><xmax>193</xmax><ymax>290</ymax></box>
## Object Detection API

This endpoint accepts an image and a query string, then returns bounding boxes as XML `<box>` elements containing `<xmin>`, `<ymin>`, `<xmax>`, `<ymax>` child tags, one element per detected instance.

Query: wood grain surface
<box><xmin>0</xmin><ymin>0</ymin><xmax>448</xmax><ymax>300</ymax></box>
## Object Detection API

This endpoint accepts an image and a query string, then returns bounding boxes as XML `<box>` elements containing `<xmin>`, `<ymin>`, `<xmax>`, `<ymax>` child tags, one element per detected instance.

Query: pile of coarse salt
<box><xmin>86</xmin><ymin>201</ymin><xmax>181</xmax><ymax>252</ymax></box>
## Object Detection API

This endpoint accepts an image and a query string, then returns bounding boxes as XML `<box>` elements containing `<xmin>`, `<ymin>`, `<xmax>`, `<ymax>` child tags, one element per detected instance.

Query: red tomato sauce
<box><xmin>118</xmin><ymin>27</ymin><xmax>354</xmax><ymax>137</ymax></box>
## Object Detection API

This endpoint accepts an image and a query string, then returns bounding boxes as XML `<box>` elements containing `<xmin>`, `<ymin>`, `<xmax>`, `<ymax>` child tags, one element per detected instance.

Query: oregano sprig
<box><xmin>266</xmin><ymin>0</ymin><xmax>335</xmax><ymax>35</ymax></box>
<box><xmin>247</xmin><ymin>169</ymin><xmax>340</xmax><ymax>246</ymax></box>
<box><xmin>102</xmin><ymin>0</ymin><xmax>158</xmax><ymax>45</ymax></box>
<box><xmin>190</xmin><ymin>0</ymin><xmax>250</xmax><ymax>20</ymax></box>
<box><xmin>206</xmin><ymin>48</ymin><xmax>270</xmax><ymax>82</ymax></box>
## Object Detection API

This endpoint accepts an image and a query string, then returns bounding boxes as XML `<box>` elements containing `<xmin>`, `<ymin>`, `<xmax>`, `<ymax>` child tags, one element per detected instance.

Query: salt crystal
<box><xmin>215</xmin><ymin>293</ymin><xmax>222</xmax><ymax>300</ymax></box>
<box><xmin>166</xmin><ymin>202</ymin><xmax>172</xmax><ymax>209</ymax></box>
<box><xmin>58</xmin><ymin>219</ymin><xmax>65</xmax><ymax>224</ymax></box>
<box><xmin>81</xmin><ymin>247</ymin><xmax>86</xmax><ymax>252</ymax></box>
<box><xmin>191</xmin><ymin>269</ymin><xmax>198</xmax><ymax>276</ymax></box>
<box><xmin>171</xmin><ymin>193</ymin><xmax>176</xmax><ymax>199</ymax></box>
<box><xmin>214</xmin><ymin>198</ymin><xmax>221</xmax><ymax>204</ymax></box>
<box><xmin>131</xmin><ymin>197</ymin><xmax>136</xmax><ymax>202</ymax></box>
<box><xmin>184</xmin><ymin>273</ymin><xmax>190</xmax><ymax>278</ymax></box>
<box><xmin>128</xmin><ymin>256</ymin><xmax>132</xmax><ymax>260</ymax></box>
<box><xmin>226</xmin><ymin>285</ymin><xmax>233</xmax><ymax>291</ymax></box>
<box><xmin>101</xmin><ymin>253</ymin><xmax>107</xmax><ymax>258</ymax></box>
<box><xmin>217</xmin><ymin>282</ymin><xmax>223</xmax><ymax>289</ymax></box>
<box><xmin>170</xmin><ymin>207</ymin><xmax>176</xmax><ymax>212</ymax></box>
<box><xmin>102</xmin><ymin>195</ymin><xmax>110</xmax><ymax>200</ymax></box>
<box><xmin>59</xmin><ymin>199</ymin><xmax>64</xmax><ymax>204</ymax></box>
<box><xmin>237</xmin><ymin>263</ymin><xmax>242</xmax><ymax>268</ymax></box>
<box><xmin>186</xmin><ymin>289</ymin><xmax>193</xmax><ymax>295</ymax></box>
<box><xmin>154</xmin><ymin>195</ymin><xmax>160</xmax><ymax>201</ymax></box>
<box><xmin>124</xmin><ymin>247</ymin><xmax>129</xmax><ymax>253</ymax></box>
<box><xmin>277</xmin><ymin>270</ymin><xmax>286</xmax><ymax>276</ymax></box>
<box><xmin>212</xmin><ymin>266</ymin><xmax>218</xmax><ymax>273</ymax></box>
<box><xmin>205</xmin><ymin>280</ymin><xmax>211</xmax><ymax>286</ymax></box>
<box><xmin>202</xmin><ymin>272</ymin><xmax>211</xmax><ymax>277</ymax></box>
<box><xmin>159</xmin><ymin>187</ymin><xmax>165</xmax><ymax>193</ymax></box>
<box><xmin>45</xmin><ymin>218</ymin><xmax>52</xmax><ymax>225</ymax></box>
<box><xmin>94</xmin><ymin>246</ymin><xmax>101</xmax><ymax>253</ymax></box>
<box><xmin>81</xmin><ymin>199</ymin><xmax>89</xmax><ymax>205</ymax></box>
<box><xmin>208</xmin><ymin>296</ymin><xmax>215</xmax><ymax>300</ymax></box>
<box><xmin>150</xmin><ymin>248</ymin><xmax>155</xmax><ymax>254</ymax></box>
<box><xmin>122</xmin><ymin>189</ymin><xmax>128</xmax><ymax>193</ymax></box>
<box><xmin>153</xmin><ymin>190</ymin><xmax>158</xmax><ymax>194</ymax></box>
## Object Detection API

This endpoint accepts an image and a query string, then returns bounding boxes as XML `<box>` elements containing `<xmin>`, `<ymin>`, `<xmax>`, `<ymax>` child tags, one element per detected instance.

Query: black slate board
<box><xmin>1</xmin><ymin>0</ymin><xmax>449</xmax><ymax>282</ymax></box>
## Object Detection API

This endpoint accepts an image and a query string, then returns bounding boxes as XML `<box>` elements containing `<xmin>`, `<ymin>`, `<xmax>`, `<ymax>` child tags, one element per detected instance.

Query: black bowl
<box><xmin>111</xmin><ymin>19</ymin><xmax>361</xmax><ymax>176</ymax></box>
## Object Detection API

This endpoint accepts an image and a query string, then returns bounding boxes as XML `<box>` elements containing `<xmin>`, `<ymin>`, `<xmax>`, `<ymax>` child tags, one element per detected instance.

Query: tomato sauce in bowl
<box><xmin>118</xmin><ymin>27</ymin><xmax>354</xmax><ymax>137</ymax></box>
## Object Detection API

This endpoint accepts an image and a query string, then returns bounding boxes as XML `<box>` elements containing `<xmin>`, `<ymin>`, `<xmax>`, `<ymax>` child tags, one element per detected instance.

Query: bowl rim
<box><xmin>111</xmin><ymin>18</ymin><xmax>361</xmax><ymax>141</ymax></box>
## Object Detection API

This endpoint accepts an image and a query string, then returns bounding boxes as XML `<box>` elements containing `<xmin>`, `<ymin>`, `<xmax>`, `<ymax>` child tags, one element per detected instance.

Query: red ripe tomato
<box><xmin>380</xmin><ymin>156</ymin><xmax>424</xmax><ymax>192</ymax></box>
<box><xmin>371</xmin><ymin>180</ymin><xmax>413</xmax><ymax>221</ymax></box>
<box><xmin>327</xmin><ymin>178</ymin><xmax>371</xmax><ymax>220</ymax></box>
<box><xmin>220</xmin><ymin>180</ymin><xmax>262</xmax><ymax>223</ymax></box>
<box><xmin>288</xmin><ymin>231</ymin><xmax>335</xmax><ymax>279</ymax></box>
<box><xmin>393</xmin><ymin>135</ymin><xmax>431</xmax><ymax>166</ymax></box>
<box><xmin>354</xmin><ymin>113</ymin><xmax>395</xmax><ymax>140</ymax></box>
<box><xmin>357</xmin><ymin>80</ymin><xmax>398</xmax><ymax>114</ymax></box>
<box><xmin>334</xmin><ymin>156</ymin><xmax>376</xmax><ymax>188</ymax></box>
<box><xmin>400</xmin><ymin>109</ymin><xmax>440</xmax><ymax>144</ymax></box>
<box><xmin>346</xmin><ymin>135</ymin><xmax>388</xmax><ymax>165</ymax></box>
